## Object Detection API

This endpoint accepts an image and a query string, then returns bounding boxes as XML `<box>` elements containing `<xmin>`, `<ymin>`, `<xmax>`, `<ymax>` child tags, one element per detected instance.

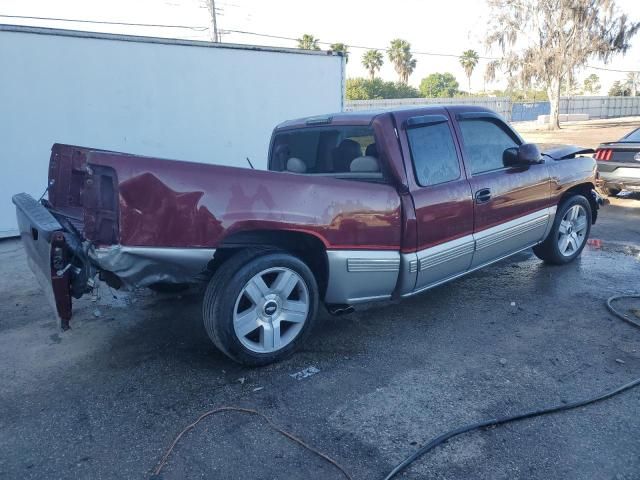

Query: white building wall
<box><xmin>0</xmin><ymin>26</ymin><xmax>344</xmax><ymax>237</ymax></box>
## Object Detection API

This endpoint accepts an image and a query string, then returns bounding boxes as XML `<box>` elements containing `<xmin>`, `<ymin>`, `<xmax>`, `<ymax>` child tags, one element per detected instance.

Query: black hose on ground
<box><xmin>383</xmin><ymin>294</ymin><xmax>640</xmax><ymax>480</ymax></box>
<box><xmin>607</xmin><ymin>294</ymin><xmax>640</xmax><ymax>328</ymax></box>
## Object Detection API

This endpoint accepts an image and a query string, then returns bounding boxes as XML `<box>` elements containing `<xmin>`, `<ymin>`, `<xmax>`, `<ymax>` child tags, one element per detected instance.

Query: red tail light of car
<box><xmin>595</xmin><ymin>149</ymin><xmax>613</xmax><ymax>160</ymax></box>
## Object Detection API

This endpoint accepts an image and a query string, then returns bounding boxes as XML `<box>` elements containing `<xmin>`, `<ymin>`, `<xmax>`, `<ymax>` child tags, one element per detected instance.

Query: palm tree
<box><xmin>330</xmin><ymin>43</ymin><xmax>349</xmax><ymax>62</ymax></box>
<box><xmin>362</xmin><ymin>49</ymin><xmax>383</xmax><ymax>80</ymax></box>
<box><xmin>626</xmin><ymin>72</ymin><xmax>640</xmax><ymax>96</ymax></box>
<box><xmin>387</xmin><ymin>39</ymin><xmax>416</xmax><ymax>85</ymax></box>
<box><xmin>459</xmin><ymin>49</ymin><xmax>479</xmax><ymax>95</ymax></box>
<box><xmin>297</xmin><ymin>34</ymin><xmax>320</xmax><ymax>51</ymax></box>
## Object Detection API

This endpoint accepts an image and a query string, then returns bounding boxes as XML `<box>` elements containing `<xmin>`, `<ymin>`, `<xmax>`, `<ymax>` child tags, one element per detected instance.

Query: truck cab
<box><xmin>266</xmin><ymin>106</ymin><xmax>597</xmax><ymax>302</ymax></box>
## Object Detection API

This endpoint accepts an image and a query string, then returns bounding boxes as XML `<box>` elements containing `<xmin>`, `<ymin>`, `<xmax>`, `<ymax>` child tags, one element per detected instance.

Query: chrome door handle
<box><xmin>475</xmin><ymin>188</ymin><xmax>492</xmax><ymax>204</ymax></box>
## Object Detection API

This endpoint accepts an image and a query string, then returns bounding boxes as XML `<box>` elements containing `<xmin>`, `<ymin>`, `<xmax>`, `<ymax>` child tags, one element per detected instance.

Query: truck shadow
<box><xmin>83</xmin><ymin>242</ymin><xmax>622</xmax><ymax>373</ymax></box>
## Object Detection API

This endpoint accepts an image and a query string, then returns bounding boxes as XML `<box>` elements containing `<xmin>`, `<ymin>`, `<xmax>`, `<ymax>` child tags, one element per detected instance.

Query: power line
<box><xmin>223</xmin><ymin>28</ymin><xmax>640</xmax><ymax>72</ymax></box>
<box><xmin>1</xmin><ymin>14</ymin><xmax>639</xmax><ymax>73</ymax></box>
<box><xmin>584</xmin><ymin>64</ymin><xmax>640</xmax><ymax>73</ymax></box>
<box><xmin>223</xmin><ymin>29</ymin><xmax>498</xmax><ymax>60</ymax></box>
<box><xmin>0</xmin><ymin>14</ymin><xmax>209</xmax><ymax>31</ymax></box>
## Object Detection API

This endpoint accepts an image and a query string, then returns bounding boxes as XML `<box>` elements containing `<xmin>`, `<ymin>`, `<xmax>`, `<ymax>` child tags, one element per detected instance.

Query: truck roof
<box><xmin>275</xmin><ymin>105</ymin><xmax>499</xmax><ymax>130</ymax></box>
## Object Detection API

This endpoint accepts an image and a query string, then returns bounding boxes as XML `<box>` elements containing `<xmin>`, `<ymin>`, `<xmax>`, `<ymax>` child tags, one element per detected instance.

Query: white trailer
<box><xmin>0</xmin><ymin>25</ymin><xmax>345</xmax><ymax>237</ymax></box>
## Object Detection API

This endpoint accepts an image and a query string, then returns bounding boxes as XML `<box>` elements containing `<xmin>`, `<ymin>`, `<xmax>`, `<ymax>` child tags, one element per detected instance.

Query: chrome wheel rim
<box><xmin>557</xmin><ymin>204</ymin><xmax>588</xmax><ymax>257</ymax></box>
<box><xmin>233</xmin><ymin>267</ymin><xmax>309</xmax><ymax>353</ymax></box>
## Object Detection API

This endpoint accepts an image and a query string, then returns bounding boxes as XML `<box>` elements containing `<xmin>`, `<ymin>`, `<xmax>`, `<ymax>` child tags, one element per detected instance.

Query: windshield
<box><xmin>270</xmin><ymin>125</ymin><xmax>377</xmax><ymax>174</ymax></box>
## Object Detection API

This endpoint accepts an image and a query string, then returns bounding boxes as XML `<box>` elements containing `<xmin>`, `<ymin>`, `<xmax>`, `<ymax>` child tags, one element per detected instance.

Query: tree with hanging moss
<box><xmin>485</xmin><ymin>0</ymin><xmax>639</xmax><ymax>130</ymax></box>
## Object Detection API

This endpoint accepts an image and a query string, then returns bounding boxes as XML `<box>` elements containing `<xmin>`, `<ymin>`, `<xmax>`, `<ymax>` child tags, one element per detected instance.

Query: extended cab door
<box><xmin>394</xmin><ymin>108</ymin><xmax>474</xmax><ymax>294</ymax></box>
<box><xmin>451</xmin><ymin>110</ymin><xmax>552</xmax><ymax>268</ymax></box>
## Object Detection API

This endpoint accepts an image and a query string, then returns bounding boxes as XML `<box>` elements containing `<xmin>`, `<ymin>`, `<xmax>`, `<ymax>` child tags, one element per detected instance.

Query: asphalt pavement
<box><xmin>0</xmin><ymin>196</ymin><xmax>639</xmax><ymax>480</ymax></box>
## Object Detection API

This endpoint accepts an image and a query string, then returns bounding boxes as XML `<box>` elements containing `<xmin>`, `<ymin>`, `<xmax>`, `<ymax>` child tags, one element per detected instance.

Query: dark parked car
<box><xmin>13</xmin><ymin>106</ymin><xmax>600</xmax><ymax>365</ymax></box>
<box><xmin>595</xmin><ymin>127</ymin><xmax>640</xmax><ymax>196</ymax></box>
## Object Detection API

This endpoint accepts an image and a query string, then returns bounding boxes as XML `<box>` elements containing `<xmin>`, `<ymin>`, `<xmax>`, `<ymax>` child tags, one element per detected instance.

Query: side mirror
<box><xmin>503</xmin><ymin>143</ymin><xmax>542</xmax><ymax>167</ymax></box>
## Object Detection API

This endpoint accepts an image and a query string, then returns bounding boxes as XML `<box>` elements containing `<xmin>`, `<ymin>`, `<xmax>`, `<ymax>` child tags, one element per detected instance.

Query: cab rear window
<box><xmin>270</xmin><ymin>126</ymin><xmax>379</xmax><ymax>176</ymax></box>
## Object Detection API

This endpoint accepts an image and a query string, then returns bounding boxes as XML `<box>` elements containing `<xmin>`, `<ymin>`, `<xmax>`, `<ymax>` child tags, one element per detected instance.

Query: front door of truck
<box><xmin>451</xmin><ymin>110</ymin><xmax>552</xmax><ymax>268</ymax></box>
<box><xmin>394</xmin><ymin>108</ymin><xmax>474</xmax><ymax>294</ymax></box>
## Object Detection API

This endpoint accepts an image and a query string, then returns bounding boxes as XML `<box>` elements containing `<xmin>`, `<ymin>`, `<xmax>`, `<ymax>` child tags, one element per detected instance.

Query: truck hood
<box><xmin>543</xmin><ymin>145</ymin><xmax>595</xmax><ymax>160</ymax></box>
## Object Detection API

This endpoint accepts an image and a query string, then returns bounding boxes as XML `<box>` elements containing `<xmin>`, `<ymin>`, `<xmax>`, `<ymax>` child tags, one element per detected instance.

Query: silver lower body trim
<box><xmin>471</xmin><ymin>208</ymin><xmax>552</xmax><ymax>268</ymax></box>
<box><xmin>90</xmin><ymin>245</ymin><xmax>216</xmax><ymax>289</ymax></box>
<box><xmin>399</xmin><ymin>206</ymin><xmax>556</xmax><ymax>297</ymax></box>
<box><xmin>402</xmin><ymin>241</ymin><xmax>540</xmax><ymax>298</ymax></box>
<box><xmin>326</xmin><ymin>207</ymin><xmax>558</xmax><ymax>304</ymax></box>
<box><xmin>325</xmin><ymin>250</ymin><xmax>400</xmax><ymax>304</ymax></box>
<box><xmin>541</xmin><ymin>205</ymin><xmax>558</xmax><ymax>240</ymax></box>
<box><xmin>412</xmin><ymin>235</ymin><xmax>475</xmax><ymax>294</ymax></box>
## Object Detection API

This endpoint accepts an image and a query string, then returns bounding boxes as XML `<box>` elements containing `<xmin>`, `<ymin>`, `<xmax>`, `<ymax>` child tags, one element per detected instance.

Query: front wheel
<box><xmin>533</xmin><ymin>195</ymin><xmax>592</xmax><ymax>265</ymax></box>
<box><xmin>203</xmin><ymin>249</ymin><xmax>319</xmax><ymax>366</ymax></box>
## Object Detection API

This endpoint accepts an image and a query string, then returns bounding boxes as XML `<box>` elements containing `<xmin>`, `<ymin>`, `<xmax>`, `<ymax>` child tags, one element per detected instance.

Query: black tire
<box><xmin>604</xmin><ymin>187</ymin><xmax>621</xmax><ymax>197</ymax></box>
<box><xmin>202</xmin><ymin>249</ymin><xmax>319</xmax><ymax>366</ymax></box>
<box><xmin>533</xmin><ymin>195</ymin><xmax>592</xmax><ymax>265</ymax></box>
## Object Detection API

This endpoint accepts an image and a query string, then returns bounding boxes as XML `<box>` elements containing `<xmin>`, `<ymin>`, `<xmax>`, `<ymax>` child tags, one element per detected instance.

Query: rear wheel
<box><xmin>533</xmin><ymin>195</ymin><xmax>591</xmax><ymax>265</ymax></box>
<box><xmin>203</xmin><ymin>249</ymin><xmax>319</xmax><ymax>366</ymax></box>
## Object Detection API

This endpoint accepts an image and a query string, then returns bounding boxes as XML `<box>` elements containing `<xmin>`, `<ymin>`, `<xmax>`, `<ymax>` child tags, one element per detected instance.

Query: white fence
<box><xmin>560</xmin><ymin>96</ymin><xmax>640</xmax><ymax>119</ymax></box>
<box><xmin>345</xmin><ymin>97</ymin><xmax>512</xmax><ymax>119</ymax></box>
<box><xmin>345</xmin><ymin>96</ymin><xmax>640</xmax><ymax>121</ymax></box>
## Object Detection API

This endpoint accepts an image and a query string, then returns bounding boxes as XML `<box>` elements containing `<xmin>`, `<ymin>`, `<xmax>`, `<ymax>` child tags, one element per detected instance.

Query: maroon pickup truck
<box><xmin>13</xmin><ymin>106</ymin><xmax>601</xmax><ymax>365</ymax></box>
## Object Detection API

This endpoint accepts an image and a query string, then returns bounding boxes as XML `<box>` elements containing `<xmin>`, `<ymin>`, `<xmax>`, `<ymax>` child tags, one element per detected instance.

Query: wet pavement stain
<box><xmin>587</xmin><ymin>238</ymin><xmax>640</xmax><ymax>259</ymax></box>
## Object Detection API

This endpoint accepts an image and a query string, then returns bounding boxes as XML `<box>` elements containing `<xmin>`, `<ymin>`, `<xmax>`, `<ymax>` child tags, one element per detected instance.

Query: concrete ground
<box><xmin>1</xmin><ymin>194</ymin><xmax>639</xmax><ymax>480</ymax></box>
<box><xmin>517</xmin><ymin>117</ymin><xmax>640</xmax><ymax>150</ymax></box>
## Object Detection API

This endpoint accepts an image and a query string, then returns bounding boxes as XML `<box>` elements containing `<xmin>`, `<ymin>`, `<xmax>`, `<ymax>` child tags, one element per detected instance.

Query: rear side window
<box><xmin>458</xmin><ymin>118</ymin><xmax>520</xmax><ymax>174</ymax></box>
<box><xmin>406</xmin><ymin>122</ymin><xmax>460</xmax><ymax>186</ymax></box>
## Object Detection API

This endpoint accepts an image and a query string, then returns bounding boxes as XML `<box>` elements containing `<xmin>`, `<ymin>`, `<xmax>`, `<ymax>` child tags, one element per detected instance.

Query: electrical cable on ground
<box><xmin>153</xmin><ymin>295</ymin><xmax>639</xmax><ymax>480</ymax></box>
<box><xmin>151</xmin><ymin>406</ymin><xmax>352</xmax><ymax>480</ymax></box>
<box><xmin>382</xmin><ymin>294</ymin><xmax>640</xmax><ymax>479</ymax></box>
<box><xmin>607</xmin><ymin>294</ymin><xmax>640</xmax><ymax>328</ymax></box>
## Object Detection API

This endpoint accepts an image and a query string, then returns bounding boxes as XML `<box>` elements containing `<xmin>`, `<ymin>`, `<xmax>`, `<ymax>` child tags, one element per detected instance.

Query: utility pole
<box><xmin>207</xmin><ymin>0</ymin><xmax>219</xmax><ymax>42</ymax></box>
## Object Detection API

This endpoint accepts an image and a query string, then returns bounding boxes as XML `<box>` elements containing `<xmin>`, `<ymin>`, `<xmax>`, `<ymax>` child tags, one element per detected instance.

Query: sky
<box><xmin>2</xmin><ymin>0</ymin><xmax>640</xmax><ymax>93</ymax></box>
